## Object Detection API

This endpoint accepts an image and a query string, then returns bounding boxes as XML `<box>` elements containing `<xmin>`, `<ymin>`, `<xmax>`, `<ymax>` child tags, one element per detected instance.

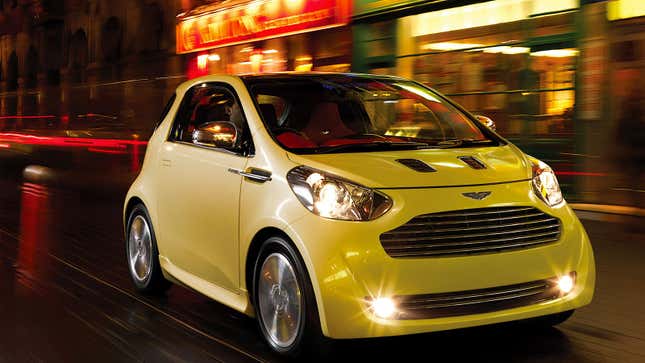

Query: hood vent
<box><xmin>396</xmin><ymin>159</ymin><xmax>436</xmax><ymax>172</ymax></box>
<box><xmin>458</xmin><ymin>156</ymin><xmax>487</xmax><ymax>170</ymax></box>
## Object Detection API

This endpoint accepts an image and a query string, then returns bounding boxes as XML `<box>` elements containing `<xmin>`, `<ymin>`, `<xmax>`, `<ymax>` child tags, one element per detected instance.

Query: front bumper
<box><xmin>285</xmin><ymin>180</ymin><xmax>595</xmax><ymax>339</ymax></box>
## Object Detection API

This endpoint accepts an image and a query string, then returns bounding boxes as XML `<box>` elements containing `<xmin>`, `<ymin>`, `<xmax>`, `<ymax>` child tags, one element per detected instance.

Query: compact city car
<box><xmin>124</xmin><ymin>73</ymin><xmax>595</xmax><ymax>356</ymax></box>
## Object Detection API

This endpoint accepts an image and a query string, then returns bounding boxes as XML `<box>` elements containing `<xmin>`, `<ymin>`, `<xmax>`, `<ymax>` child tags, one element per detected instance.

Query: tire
<box><xmin>125</xmin><ymin>204</ymin><xmax>171</xmax><ymax>294</ymax></box>
<box><xmin>252</xmin><ymin>236</ymin><xmax>329</xmax><ymax>357</ymax></box>
<box><xmin>530</xmin><ymin>310</ymin><xmax>575</xmax><ymax>327</ymax></box>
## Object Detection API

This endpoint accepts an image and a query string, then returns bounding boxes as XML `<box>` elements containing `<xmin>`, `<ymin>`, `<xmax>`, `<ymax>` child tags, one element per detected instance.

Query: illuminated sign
<box><xmin>176</xmin><ymin>0</ymin><xmax>350</xmax><ymax>54</ymax></box>
<box><xmin>411</xmin><ymin>0</ymin><xmax>579</xmax><ymax>37</ymax></box>
<box><xmin>607</xmin><ymin>0</ymin><xmax>645</xmax><ymax>21</ymax></box>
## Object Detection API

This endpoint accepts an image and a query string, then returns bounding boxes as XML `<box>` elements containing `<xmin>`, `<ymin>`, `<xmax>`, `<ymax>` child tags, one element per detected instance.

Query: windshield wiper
<box><xmin>316</xmin><ymin>141</ymin><xmax>432</xmax><ymax>154</ymax></box>
<box><xmin>436</xmin><ymin>138</ymin><xmax>495</xmax><ymax>149</ymax></box>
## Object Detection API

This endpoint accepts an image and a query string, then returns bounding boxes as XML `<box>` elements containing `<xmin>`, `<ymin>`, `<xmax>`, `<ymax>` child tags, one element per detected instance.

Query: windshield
<box><xmin>245</xmin><ymin>75</ymin><xmax>497</xmax><ymax>154</ymax></box>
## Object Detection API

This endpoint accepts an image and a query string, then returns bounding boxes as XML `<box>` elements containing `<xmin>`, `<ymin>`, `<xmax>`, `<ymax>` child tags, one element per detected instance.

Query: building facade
<box><xmin>351</xmin><ymin>0</ymin><xmax>644</xmax><ymax>205</ymax></box>
<box><xmin>175</xmin><ymin>0</ymin><xmax>353</xmax><ymax>77</ymax></box>
<box><xmin>0</xmin><ymin>0</ymin><xmax>182</xmax><ymax>92</ymax></box>
<box><xmin>0</xmin><ymin>0</ymin><xmax>188</xmax><ymax>138</ymax></box>
<box><xmin>0</xmin><ymin>0</ymin><xmax>641</xmax><ymax>205</ymax></box>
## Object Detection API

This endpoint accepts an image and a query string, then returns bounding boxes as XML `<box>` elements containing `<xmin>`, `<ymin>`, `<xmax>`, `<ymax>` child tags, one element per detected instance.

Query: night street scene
<box><xmin>0</xmin><ymin>0</ymin><xmax>644</xmax><ymax>362</ymax></box>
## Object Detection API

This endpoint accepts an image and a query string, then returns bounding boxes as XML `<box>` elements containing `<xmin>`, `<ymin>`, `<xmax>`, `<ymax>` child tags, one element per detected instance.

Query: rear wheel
<box><xmin>126</xmin><ymin>204</ymin><xmax>170</xmax><ymax>294</ymax></box>
<box><xmin>252</xmin><ymin>236</ymin><xmax>327</xmax><ymax>356</ymax></box>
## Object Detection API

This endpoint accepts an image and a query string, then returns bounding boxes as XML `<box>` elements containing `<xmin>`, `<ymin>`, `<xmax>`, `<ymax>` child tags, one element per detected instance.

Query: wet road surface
<box><xmin>0</xmin><ymin>176</ymin><xmax>643</xmax><ymax>363</ymax></box>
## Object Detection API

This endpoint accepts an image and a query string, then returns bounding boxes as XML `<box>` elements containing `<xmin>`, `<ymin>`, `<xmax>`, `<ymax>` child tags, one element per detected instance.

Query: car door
<box><xmin>156</xmin><ymin>82</ymin><xmax>252</xmax><ymax>291</ymax></box>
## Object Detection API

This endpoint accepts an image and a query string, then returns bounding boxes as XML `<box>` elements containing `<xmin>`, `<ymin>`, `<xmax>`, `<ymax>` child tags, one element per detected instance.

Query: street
<box><xmin>0</xmin><ymin>175</ymin><xmax>642</xmax><ymax>363</ymax></box>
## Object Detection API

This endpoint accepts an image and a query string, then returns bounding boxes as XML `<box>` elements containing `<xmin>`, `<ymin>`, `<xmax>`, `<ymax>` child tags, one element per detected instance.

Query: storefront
<box><xmin>176</xmin><ymin>0</ymin><xmax>352</xmax><ymax>77</ymax></box>
<box><xmin>353</xmin><ymin>0</ymin><xmax>582</xmax><ymax>139</ymax></box>
<box><xmin>352</xmin><ymin>0</ymin><xmax>588</xmax><ymax>194</ymax></box>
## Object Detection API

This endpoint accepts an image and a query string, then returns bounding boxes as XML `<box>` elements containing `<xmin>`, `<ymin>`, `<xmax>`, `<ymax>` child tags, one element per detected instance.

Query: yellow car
<box><xmin>123</xmin><ymin>73</ymin><xmax>595</xmax><ymax>356</ymax></box>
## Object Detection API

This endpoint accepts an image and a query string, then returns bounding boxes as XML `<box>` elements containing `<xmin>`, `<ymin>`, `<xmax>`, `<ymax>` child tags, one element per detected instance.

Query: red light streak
<box><xmin>0</xmin><ymin>132</ymin><xmax>148</xmax><ymax>150</ymax></box>
<box><xmin>0</xmin><ymin>115</ymin><xmax>56</xmax><ymax>119</ymax></box>
<box><xmin>87</xmin><ymin>147</ymin><xmax>130</xmax><ymax>154</ymax></box>
<box><xmin>0</xmin><ymin>143</ymin><xmax>10</xmax><ymax>148</ymax></box>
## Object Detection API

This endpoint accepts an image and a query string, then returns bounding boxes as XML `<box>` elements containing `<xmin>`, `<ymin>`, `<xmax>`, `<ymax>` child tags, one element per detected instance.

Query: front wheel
<box><xmin>252</xmin><ymin>236</ymin><xmax>327</xmax><ymax>356</ymax></box>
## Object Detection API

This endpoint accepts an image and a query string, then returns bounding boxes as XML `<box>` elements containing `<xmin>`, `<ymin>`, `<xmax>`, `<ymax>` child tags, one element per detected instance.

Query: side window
<box><xmin>170</xmin><ymin>83</ymin><xmax>252</xmax><ymax>155</ymax></box>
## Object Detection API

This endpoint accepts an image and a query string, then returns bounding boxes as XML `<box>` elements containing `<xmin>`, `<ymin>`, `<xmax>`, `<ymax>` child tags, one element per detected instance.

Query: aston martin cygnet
<box><xmin>123</xmin><ymin>73</ymin><xmax>595</xmax><ymax>356</ymax></box>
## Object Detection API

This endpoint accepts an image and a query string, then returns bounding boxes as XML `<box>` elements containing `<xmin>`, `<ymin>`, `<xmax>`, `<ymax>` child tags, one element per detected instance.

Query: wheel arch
<box><xmin>124</xmin><ymin>196</ymin><xmax>145</xmax><ymax>230</ymax></box>
<box><xmin>245</xmin><ymin>227</ymin><xmax>291</xmax><ymax>302</ymax></box>
<box><xmin>244</xmin><ymin>225</ymin><xmax>328</xmax><ymax>336</ymax></box>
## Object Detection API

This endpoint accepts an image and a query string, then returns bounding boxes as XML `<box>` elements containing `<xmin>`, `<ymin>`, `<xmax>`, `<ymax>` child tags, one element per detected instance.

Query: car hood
<box><xmin>286</xmin><ymin>145</ymin><xmax>532</xmax><ymax>189</ymax></box>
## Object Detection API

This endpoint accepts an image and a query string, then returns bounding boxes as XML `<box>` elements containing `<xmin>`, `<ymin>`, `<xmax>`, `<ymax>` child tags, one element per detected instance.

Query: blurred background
<box><xmin>0</xmin><ymin>0</ymin><xmax>642</xmax><ymax>211</ymax></box>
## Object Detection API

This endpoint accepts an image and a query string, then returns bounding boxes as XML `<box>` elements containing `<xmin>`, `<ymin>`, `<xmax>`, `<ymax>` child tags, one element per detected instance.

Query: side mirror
<box><xmin>475</xmin><ymin>115</ymin><xmax>496</xmax><ymax>131</ymax></box>
<box><xmin>192</xmin><ymin>121</ymin><xmax>238</xmax><ymax>149</ymax></box>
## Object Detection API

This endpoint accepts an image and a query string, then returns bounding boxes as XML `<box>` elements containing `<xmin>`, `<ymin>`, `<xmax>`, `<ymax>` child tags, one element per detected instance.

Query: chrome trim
<box><xmin>228</xmin><ymin>168</ymin><xmax>272</xmax><ymax>182</ymax></box>
<box><xmin>406</xmin><ymin>289</ymin><xmax>546</xmax><ymax>309</ymax></box>
<box><xmin>380</xmin><ymin>206</ymin><xmax>562</xmax><ymax>258</ymax></box>
<box><xmin>387</xmin><ymin>238</ymin><xmax>559</xmax><ymax>257</ymax></box>
<box><xmin>382</xmin><ymin>224</ymin><xmax>560</xmax><ymax>243</ymax></box>
<box><xmin>410</xmin><ymin>212</ymin><xmax>546</xmax><ymax>225</ymax></box>
<box><xmin>416</xmin><ymin>206</ymin><xmax>536</xmax><ymax>218</ymax></box>
<box><xmin>404</xmin><ymin>282</ymin><xmax>547</xmax><ymax>305</ymax></box>
<box><xmin>462</xmin><ymin>191</ymin><xmax>491</xmax><ymax>200</ymax></box>
<box><xmin>388</xmin><ymin>275</ymin><xmax>569</xmax><ymax>319</ymax></box>
<box><xmin>390</xmin><ymin>218</ymin><xmax>558</xmax><ymax>234</ymax></box>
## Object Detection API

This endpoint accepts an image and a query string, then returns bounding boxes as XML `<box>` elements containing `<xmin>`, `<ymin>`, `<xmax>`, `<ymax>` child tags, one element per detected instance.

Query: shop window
<box><xmin>408</xmin><ymin>32</ymin><xmax>577</xmax><ymax>139</ymax></box>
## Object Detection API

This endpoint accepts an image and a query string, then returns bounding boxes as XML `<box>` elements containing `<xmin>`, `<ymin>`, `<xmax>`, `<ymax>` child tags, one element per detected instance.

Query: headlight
<box><xmin>531</xmin><ymin>160</ymin><xmax>563</xmax><ymax>206</ymax></box>
<box><xmin>287</xmin><ymin>166</ymin><xmax>392</xmax><ymax>221</ymax></box>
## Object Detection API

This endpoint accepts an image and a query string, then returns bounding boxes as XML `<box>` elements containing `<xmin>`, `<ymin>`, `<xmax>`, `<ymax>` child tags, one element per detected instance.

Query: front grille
<box><xmin>392</xmin><ymin>277</ymin><xmax>563</xmax><ymax>319</ymax></box>
<box><xmin>380</xmin><ymin>206</ymin><xmax>561</xmax><ymax>258</ymax></box>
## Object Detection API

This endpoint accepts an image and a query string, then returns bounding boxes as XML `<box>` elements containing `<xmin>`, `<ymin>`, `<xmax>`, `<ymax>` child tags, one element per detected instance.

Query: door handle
<box><xmin>161</xmin><ymin>159</ymin><xmax>172</xmax><ymax>167</ymax></box>
<box><xmin>228</xmin><ymin>167</ymin><xmax>272</xmax><ymax>182</ymax></box>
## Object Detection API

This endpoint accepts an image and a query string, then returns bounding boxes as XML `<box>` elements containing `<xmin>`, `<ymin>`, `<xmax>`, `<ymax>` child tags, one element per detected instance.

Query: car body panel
<box><xmin>124</xmin><ymin>73</ymin><xmax>595</xmax><ymax>341</ymax></box>
<box><xmin>286</xmin><ymin>144</ymin><xmax>531</xmax><ymax>189</ymax></box>
<box><xmin>156</xmin><ymin>141</ymin><xmax>246</xmax><ymax>292</ymax></box>
<box><xmin>281</xmin><ymin>181</ymin><xmax>594</xmax><ymax>338</ymax></box>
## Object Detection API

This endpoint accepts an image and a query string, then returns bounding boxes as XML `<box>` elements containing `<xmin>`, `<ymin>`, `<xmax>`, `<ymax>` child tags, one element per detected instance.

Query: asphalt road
<box><xmin>0</xmin><ymin>176</ymin><xmax>643</xmax><ymax>363</ymax></box>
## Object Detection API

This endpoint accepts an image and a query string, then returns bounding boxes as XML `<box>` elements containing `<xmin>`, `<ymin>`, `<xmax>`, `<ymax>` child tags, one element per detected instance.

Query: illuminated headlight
<box><xmin>287</xmin><ymin>166</ymin><xmax>392</xmax><ymax>221</ymax></box>
<box><xmin>369</xmin><ymin>297</ymin><xmax>397</xmax><ymax>319</ymax></box>
<box><xmin>531</xmin><ymin>160</ymin><xmax>563</xmax><ymax>207</ymax></box>
<box><xmin>557</xmin><ymin>274</ymin><xmax>575</xmax><ymax>294</ymax></box>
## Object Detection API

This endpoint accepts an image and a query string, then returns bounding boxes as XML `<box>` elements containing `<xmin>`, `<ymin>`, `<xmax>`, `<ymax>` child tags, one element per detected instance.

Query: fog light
<box><xmin>371</xmin><ymin>297</ymin><xmax>397</xmax><ymax>319</ymax></box>
<box><xmin>557</xmin><ymin>275</ymin><xmax>575</xmax><ymax>294</ymax></box>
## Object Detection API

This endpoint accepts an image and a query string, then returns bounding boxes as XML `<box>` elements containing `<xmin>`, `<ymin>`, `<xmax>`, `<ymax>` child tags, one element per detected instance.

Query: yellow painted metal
<box><xmin>124</xmin><ymin>74</ymin><xmax>595</xmax><ymax>339</ymax></box>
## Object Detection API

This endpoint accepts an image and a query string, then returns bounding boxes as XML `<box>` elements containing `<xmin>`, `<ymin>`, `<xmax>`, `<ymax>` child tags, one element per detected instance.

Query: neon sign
<box><xmin>176</xmin><ymin>0</ymin><xmax>350</xmax><ymax>54</ymax></box>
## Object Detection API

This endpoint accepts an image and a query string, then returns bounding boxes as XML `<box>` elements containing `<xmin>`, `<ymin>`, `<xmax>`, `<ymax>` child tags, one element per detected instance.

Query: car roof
<box><xmin>180</xmin><ymin>72</ymin><xmax>405</xmax><ymax>88</ymax></box>
<box><xmin>238</xmin><ymin>71</ymin><xmax>407</xmax><ymax>82</ymax></box>
<box><xmin>177</xmin><ymin>72</ymin><xmax>409</xmax><ymax>93</ymax></box>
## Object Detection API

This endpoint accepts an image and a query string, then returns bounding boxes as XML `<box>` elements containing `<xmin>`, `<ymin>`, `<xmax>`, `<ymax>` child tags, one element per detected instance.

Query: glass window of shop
<box><xmin>396</xmin><ymin>2</ymin><xmax>579</xmax><ymax>155</ymax></box>
<box><xmin>199</xmin><ymin>28</ymin><xmax>352</xmax><ymax>75</ymax></box>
